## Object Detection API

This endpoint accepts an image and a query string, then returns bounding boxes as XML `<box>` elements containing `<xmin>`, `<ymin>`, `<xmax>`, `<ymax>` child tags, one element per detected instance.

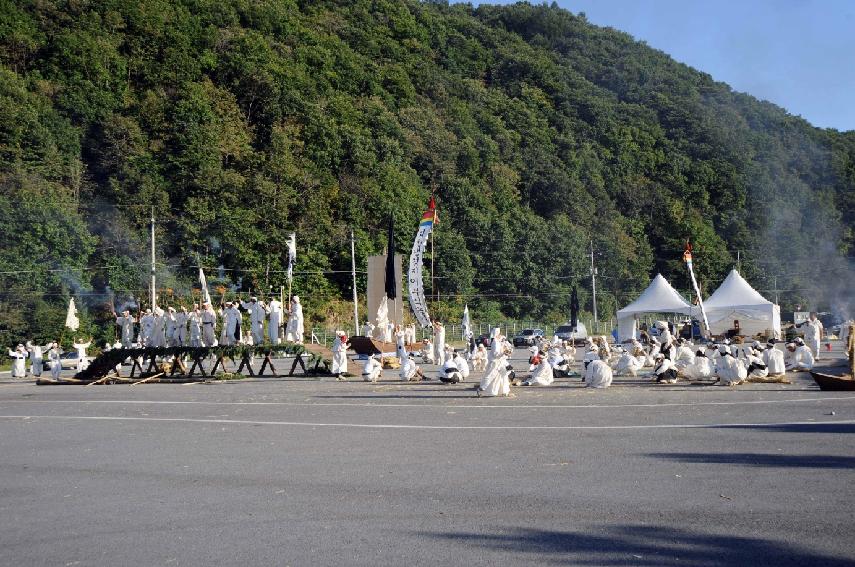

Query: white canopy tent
<box><xmin>703</xmin><ymin>269</ymin><xmax>781</xmax><ymax>338</ymax></box>
<box><xmin>617</xmin><ymin>274</ymin><xmax>695</xmax><ymax>342</ymax></box>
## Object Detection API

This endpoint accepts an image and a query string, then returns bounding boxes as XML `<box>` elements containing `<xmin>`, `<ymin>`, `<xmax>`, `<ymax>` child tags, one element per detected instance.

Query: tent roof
<box><xmin>704</xmin><ymin>270</ymin><xmax>772</xmax><ymax>310</ymax></box>
<box><xmin>617</xmin><ymin>274</ymin><xmax>693</xmax><ymax>316</ymax></box>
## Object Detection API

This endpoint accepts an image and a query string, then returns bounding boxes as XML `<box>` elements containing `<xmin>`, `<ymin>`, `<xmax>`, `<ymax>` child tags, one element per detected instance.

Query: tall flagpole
<box><xmin>351</xmin><ymin>229</ymin><xmax>359</xmax><ymax>336</ymax></box>
<box><xmin>150</xmin><ymin>206</ymin><xmax>156</xmax><ymax>309</ymax></box>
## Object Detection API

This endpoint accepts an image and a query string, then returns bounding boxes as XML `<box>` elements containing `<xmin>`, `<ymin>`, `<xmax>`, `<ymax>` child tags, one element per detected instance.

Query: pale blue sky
<box><xmin>460</xmin><ymin>1</ymin><xmax>855</xmax><ymax>131</ymax></box>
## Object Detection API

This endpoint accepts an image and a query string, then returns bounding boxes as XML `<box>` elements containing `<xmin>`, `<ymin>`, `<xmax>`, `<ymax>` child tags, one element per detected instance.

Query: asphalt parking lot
<box><xmin>0</xmin><ymin>344</ymin><xmax>853</xmax><ymax>566</ymax></box>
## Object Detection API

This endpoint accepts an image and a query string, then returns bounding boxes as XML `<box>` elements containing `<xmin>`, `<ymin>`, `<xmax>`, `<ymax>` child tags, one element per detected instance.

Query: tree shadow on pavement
<box><xmin>647</xmin><ymin>452</ymin><xmax>855</xmax><ymax>469</ymax></box>
<box><xmin>419</xmin><ymin>525</ymin><xmax>855</xmax><ymax>566</ymax></box>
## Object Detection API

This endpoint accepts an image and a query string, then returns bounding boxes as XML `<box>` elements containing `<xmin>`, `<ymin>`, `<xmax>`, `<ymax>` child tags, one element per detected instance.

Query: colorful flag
<box><xmin>683</xmin><ymin>240</ymin><xmax>710</xmax><ymax>335</ymax></box>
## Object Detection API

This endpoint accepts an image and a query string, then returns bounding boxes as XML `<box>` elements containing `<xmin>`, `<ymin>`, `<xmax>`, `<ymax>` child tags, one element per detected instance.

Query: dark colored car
<box><xmin>475</xmin><ymin>334</ymin><xmax>492</xmax><ymax>347</ymax></box>
<box><xmin>512</xmin><ymin>328</ymin><xmax>544</xmax><ymax>347</ymax></box>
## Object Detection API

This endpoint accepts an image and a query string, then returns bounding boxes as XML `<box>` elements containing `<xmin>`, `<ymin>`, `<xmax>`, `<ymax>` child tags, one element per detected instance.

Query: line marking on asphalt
<box><xmin>0</xmin><ymin>415</ymin><xmax>854</xmax><ymax>430</ymax></box>
<box><xmin>1</xmin><ymin>395</ymin><xmax>854</xmax><ymax>410</ymax></box>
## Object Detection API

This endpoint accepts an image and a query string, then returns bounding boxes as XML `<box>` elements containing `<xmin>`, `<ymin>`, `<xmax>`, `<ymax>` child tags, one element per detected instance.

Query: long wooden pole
<box><xmin>848</xmin><ymin>323</ymin><xmax>854</xmax><ymax>378</ymax></box>
<box><xmin>351</xmin><ymin>230</ymin><xmax>359</xmax><ymax>336</ymax></box>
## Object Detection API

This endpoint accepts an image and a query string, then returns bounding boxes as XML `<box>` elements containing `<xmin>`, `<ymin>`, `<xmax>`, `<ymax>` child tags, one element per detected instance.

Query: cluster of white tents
<box><xmin>617</xmin><ymin>270</ymin><xmax>781</xmax><ymax>342</ymax></box>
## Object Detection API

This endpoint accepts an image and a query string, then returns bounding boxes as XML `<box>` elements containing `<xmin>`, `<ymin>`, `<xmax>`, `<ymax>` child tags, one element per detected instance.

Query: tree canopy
<box><xmin>1</xmin><ymin>0</ymin><xmax>853</xmax><ymax>345</ymax></box>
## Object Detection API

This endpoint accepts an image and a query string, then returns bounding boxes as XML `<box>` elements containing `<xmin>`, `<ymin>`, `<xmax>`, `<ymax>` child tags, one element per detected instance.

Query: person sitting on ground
<box><xmin>746</xmin><ymin>348</ymin><xmax>769</xmax><ymax>379</ymax></box>
<box><xmin>421</xmin><ymin>338</ymin><xmax>435</xmax><ymax>365</ymax></box>
<box><xmin>585</xmin><ymin>354</ymin><xmax>613</xmax><ymax>389</ymax></box>
<box><xmin>452</xmin><ymin>350</ymin><xmax>470</xmax><ymax>382</ymax></box>
<box><xmin>673</xmin><ymin>338</ymin><xmax>695</xmax><ymax>370</ymax></box>
<box><xmin>653</xmin><ymin>353</ymin><xmax>678</xmax><ymax>384</ymax></box>
<box><xmin>785</xmin><ymin>342</ymin><xmax>814</xmax><ymax>371</ymax></box>
<box><xmin>362</xmin><ymin>354</ymin><xmax>382</xmax><ymax>382</ymax></box>
<box><xmin>715</xmin><ymin>344</ymin><xmax>747</xmax><ymax>386</ymax></box>
<box><xmin>522</xmin><ymin>354</ymin><xmax>554</xmax><ymax>386</ymax></box>
<box><xmin>763</xmin><ymin>340</ymin><xmax>786</xmax><ymax>376</ymax></box>
<box><xmin>582</xmin><ymin>345</ymin><xmax>600</xmax><ymax>380</ymax></box>
<box><xmin>613</xmin><ymin>347</ymin><xmax>644</xmax><ymax>377</ymax></box>
<box><xmin>681</xmin><ymin>349</ymin><xmax>714</xmax><ymax>381</ymax></box>
<box><xmin>471</xmin><ymin>344</ymin><xmax>487</xmax><ymax>372</ymax></box>
<box><xmin>438</xmin><ymin>355</ymin><xmax>462</xmax><ymax>384</ymax></box>
<box><xmin>547</xmin><ymin>345</ymin><xmax>570</xmax><ymax>377</ymax></box>
<box><xmin>399</xmin><ymin>353</ymin><xmax>424</xmax><ymax>382</ymax></box>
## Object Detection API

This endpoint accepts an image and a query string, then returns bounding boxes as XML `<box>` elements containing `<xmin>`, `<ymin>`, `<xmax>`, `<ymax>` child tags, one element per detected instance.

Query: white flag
<box><xmin>462</xmin><ymin>304</ymin><xmax>471</xmax><ymax>340</ymax></box>
<box><xmin>199</xmin><ymin>268</ymin><xmax>212</xmax><ymax>304</ymax></box>
<box><xmin>65</xmin><ymin>297</ymin><xmax>80</xmax><ymax>331</ymax></box>
<box><xmin>287</xmin><ymin>233</ymin><xmax>296</xmax><ymax>283</ymax></box>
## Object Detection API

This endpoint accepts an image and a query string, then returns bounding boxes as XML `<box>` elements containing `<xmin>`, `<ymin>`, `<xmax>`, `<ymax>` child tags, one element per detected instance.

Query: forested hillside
<box><xmin>1</xmin><ymin>0</ymin><xmax>853</xmax><ymax>344</ymax></box>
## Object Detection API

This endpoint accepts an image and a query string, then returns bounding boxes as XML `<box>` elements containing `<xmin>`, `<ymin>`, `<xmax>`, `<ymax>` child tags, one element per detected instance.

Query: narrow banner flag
<box><xmin>199</xmin><ymin>267</ymin><xmax>212</xmax><ymax>304</ymax></box>
<box><xmin>407</xmin><ymin>198</ymin><xmax>436</xmax><ymax>328</ymax></box>
<box><xmin>65</xmin><ymin>297</ymin><xmax>80</xmax><ymax>331</ymax></box>
<box><xmin>385</xmin><ymin>213</ymin><xmax>397</xmax><ymax>300</ymax></box>
<box><xmin>462</xmin><ymin>304</ymin><xmax>472</xmax><ymax>341</ymax></box>
<box><xmin>287</xmin><ymin>233</ymin><xmax>297</xmax><ymax>284</ymax></box>
<box><xmin>683</xmin><ymin>240</ymin><xmax>710</xmax><ymax>335</ymax></box>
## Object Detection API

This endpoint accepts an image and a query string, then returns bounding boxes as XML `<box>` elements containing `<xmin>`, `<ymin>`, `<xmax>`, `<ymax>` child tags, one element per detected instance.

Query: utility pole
<box><xmin>150</xmin><ymin>206</ymin><xmax>156</xmax><ymax>309</ymax></box>
<box><xmin>351</xmin><ymin>230</ymin><xmax>359</xmax><ymax>336</ymax></box>
<box><xmin>590</xmin><ymin>239</ymin><xmax>598</xmax><ymax>324</ymax></box>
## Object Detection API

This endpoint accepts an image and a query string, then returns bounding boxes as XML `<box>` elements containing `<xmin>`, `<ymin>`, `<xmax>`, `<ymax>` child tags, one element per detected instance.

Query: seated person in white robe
<box><xmin>420</xmin><ymin>339</ymin><xmax>435</xmax><ymax>364</ymax></box>
<box><xmin>547</xmin><ymin>346</ymin><xmax>569</xmax><ymax>377</ymax></box>
<box><xmin>399</xmin><ymin>355</ymin><xmax>423</xmax><ymax>382</ymax></box>
<box><xmin>523</xmin><ymin>356</ymin><xmax>555</xmax><ymax>386</ymax></box>
<box><xmin>438</xmin><ymin>357</ymin><xmax>462</xmax><ymax>383</ymax></box>
<box><xmin>452</xmin><ymin>351</ymin><xmax>470</xmax><ymax>381</ymax></box>
<box><xmin>681</xmin><ymin>350</ymin><xmax>714</xmax><ymax>381</ymax></box>
<box><xmin>715</xmin><ymin>345</ymin><xmax>747</xmax><ymax>386</ymax></box>
<box><xmin>471</xmin><ymin>344</ymin><xmax>487</xmax><ymax>371</ymax></box>
<box><xmin>612</xmin><ymin>348</ymin><xmax>643</xmax><ymax>376</ymax></box>
<box><xmin>653</xmin><ymin>354</ymin><xmax>678</xmax><ymax>383</ymax></box>
<box><xmin>673</xmin><ymin>339</ymin><xmax>695</xmax><ymax>370</ymax></box>
<box><xmin>762</xmin><ymin>341</ymin><xmax>786</xmax><ymax>376</ymax></box>
<box><xmin>745</xmin><ymin>348</ymin><xmax>769</xmax><ymax>379</ymax></box>
<box><xmin>785</xmin><ymin>342</ymin><xmax>814</xmax><ymax>371</ymax></box>
<box><xmin>362</xmin><ymin>355</ymin><xmax>382</xmax><ymax>382</ymax></box>
<box><xmin>582</xmin><ymin>345</ymin><xmax>600</xmax><ymax>380</ymax></box>
<box><xmin>585</xmin><ymin>357</ymin><xmax>613</xmax><ymax>389</ymax></box>
<box><xmin>477</xmin><ymin>353</ymin><xmax>511</xmax><ymax>397</ymax></box>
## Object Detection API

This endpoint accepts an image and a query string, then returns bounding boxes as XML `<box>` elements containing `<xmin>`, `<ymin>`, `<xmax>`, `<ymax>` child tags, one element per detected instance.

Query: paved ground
<box><xmin>1</xmin><ymin>344</ymin><xmax>853</xmax><ymax>566</ymax></box>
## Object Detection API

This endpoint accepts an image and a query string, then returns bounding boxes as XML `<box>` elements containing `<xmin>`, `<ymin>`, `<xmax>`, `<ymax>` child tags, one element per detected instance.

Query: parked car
<box><xmin>42</xmin><ymin>351</ymin><xmax>87</xmax><ymax>371</ymax></box>
<box><xmin>475</xmin><ymin>333</ymin><xmax>492</xmax><ymax>347</ymax></box>
<box><xmin>512</xmin><ymin>328</ymin><xmax>544</xmax><ymax>347</ymax></box>
<box><xmin>554</xmin><ymin>323</ymin><xmax>589</xmax><ymax>344</ymax></box>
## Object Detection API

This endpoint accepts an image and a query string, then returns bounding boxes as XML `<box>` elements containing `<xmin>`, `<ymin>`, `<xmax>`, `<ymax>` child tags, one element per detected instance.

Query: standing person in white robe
<box><xmin>219</xmin><ymin>302</ymin><xmax>241</xmax><ymax>346</ymax></box>
<box><xmin>715</xmin><ymin>345</ymin><xmax>746</xmax><ymax>385</ymax></box>
<box><xmin>477</xmin><ymin>352</ymin><xmax>511</xmax><ymax>397</ymax></box>
<box><xmin>682</xmin><ymin>350</ymin><xmax>714</xmax><ymax>381</ymax></box>
<box><xmin>523</xmin><ymin>355</ymin><xmax>554</xmax><ymax>386</ymax></box>
<box><xmin>585</xmin><ymin>356</ymin><xmax>613</xmax><ymax>389</ymax></box>
<box><xmin>266</xmin><ymin>297</ymin><xmax>283</xmax><ymax>344</ymax></box>
<box><xmin>331</xmin><ymin>330</ymin><xmax>349</xmax><ymax>380</ymax></box>
<box><xmin>745</xmin><ymin>348</ymin><xmax>769</xmax><ymax>379</ymax></box>
<box><xmin>72</xmin><ymin>338</ymin><xmax>91</xmax><ymax>372</ymax></box>
<box><xmin>406</xmin><ymin>324</ymin><xmax>417</xmax><ymax>345</ymax></box>
<box><xmin>189</xmin><ymin>305</ymin><xmax>204</xmax><ymax>347</ymax></box>
<box><xmin>8</xmin><ymin>344</ymin><xmax>28</xmax><ymax>378</ymax></box>
<box><xmin>432</xmin><ymin>321</ymin><xmax>446</xmax><ymax>366</ymax></box>
<box><xmin>115</xmin><ymin>310</ymin><xmax>135</xmax><ymax>348</ymax></box>
<box><xmin>138</xmin><ymin>309</ymin><xmax>154</xmax><ymax>346</ymax></box>
<box><xmin>175</xmin><ymin>306</ymin><xmax>189</xmax><ymax>346</ymax></box>
<box><xmin>763</xmin><ymin>341</ymin><xmax>786</xmax><ymax>376</ymax></box>
<box><xmin>150</xmin><ymin>307</ymin><xmax>167</xmax><ymax>348</ymax></box>
<box><xmin>48</xmin><ymin>342</ymin><xmax>62</xmax><ymax>380</ymax></box>
<box><xmin>785</xmin><ymin>342</ymin><xmax>814</xmax><ymax>371</ymax></box>
<box><xmin>241</xmin><ymin>297</ymin><xmax>267</xmax><ymax>345</ymax></box>
<box><xmin>564</xmin><ymin>341</ymin><xmax>577</xmax><ymax>369</ymax></box>
<box><xmin>797</xmin><ymin>312</ymin><xmax>824</xmax><ymax>361</ymax></box>
<box><xmin>26</xmin><ymin>341</ymin><xmax>43</xmax><ymax>377</ymax></box>
<box><xmin>164</xmin><ymin>307</ymin><xmax>178</xmax><ymax>346</ymax></box>
<box><xmin>362</xmin><ymin>354</ymin><xmax>382</xmax><ymax>382</ymax></box>
<box><xmin>362</xmin><ymin>321</ymin><xmax>374</xmax><ymax>338</ymax></box>
<box><xmin>285</xmin><ymin>296</ymin><xmax>304</xmax><ymax>343</ymax></box>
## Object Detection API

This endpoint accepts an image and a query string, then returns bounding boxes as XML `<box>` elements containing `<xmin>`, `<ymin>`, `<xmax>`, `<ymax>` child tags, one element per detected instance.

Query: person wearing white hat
<box><xmin>115</xmin><ymin>310</ymin><xmax>135</xmax><ymax>348</ymax></box>
<box><xmin>26</xmin><ymin>341</ymin><xmax>43</xmax><ymax>377</ymax></box>
<box><xmin>471</xmin><ymin>343</ymin><xmax>487</xmax><ymax>371</ymax></box>
<box><xmin>47</xmin><ymin>342</ymin><xmax>62</xmax><ymax>380</ymax></box>
<box><xmin>477</xmin><ymin>340</ymin><xmax>511</xmax><ymax>397</ymax></box>
<box><xmin>138</xmin><ymin>308</ymin><xmax>154</xmax><ymax>347</ymax></box>
<box><xmin>188</xmin><ymin>304</ymin><xmax>203</xmax><ymax>347</ymax></box>
<box><xmin>240</xmin><ymin>296</ymin><xmax>267</xmax><ymax>345</ymax></box>
<box><xmin>582</xmin><ymin>344</ymin><xmax>600</xmax><ymax>380</ymax></box>
<box><xmin>745</xmin><ymin>348</ymin><xmax>769</xmax><ymax>379</ymax></box>
<box><xmin>150</xmin><ymin>306</ymin><xmax>166</xmax><ymax>348</ymax></box>
<box><xmin>785</xmin><ymin>342</ymin><xmax>814</xmax><ymax>372</ymax></box>
<box><xmin>715</xmin><ymin>344</ymin><xmax>746</xmax><ymax>385</ymax></box>
<box><xmin>266</xmin><ymin>297</ymin><xmax>283</xmax><ymax>344</ymax></box>
<box><xmin>613</xmin><ymin>348</ymin><xmax>644</xmax><ymax>377</ymax></box>
<box><xmin>164</xmin><ymin>307</ymin><xmax>178</xmax><ymax>346</ymax></box>
<box><xmin>285</xmin><ymin>296</ymin><xmax>304</xmax><ymax>344</ymax></box>
<box><xmin>331</xmin><ymin>330</ymin><xmax>349</xmax><ymax>380</ymax></box>
<box><xmin>763</xmin><ymin>340</ymin><xmax>786</xmax><ymax>376</ymax></box>
<box><xmin>362</xmin><ymin>354</ymin><xmax>382</xmax><ymax>382</ymax></box>
<box><xmin>796</xmin><ymin>312</ymin><xmax>824</xmax><ymax>361</ymax></box>
<box><xmin>174</xmin><ymin>306</ymin><xmax>189</xmax><ymax>346</ymax></box>
<box><xmin>452</xmin><ymin>349</ymin><xmax>470</xmax><ymax>381</ymax></box>
<box><xmin>653</xmin><ymin>354</ymin><xmax>678</xmax><ymax>383</ymax></box>
<box><xmin>432</xmin><ymin>321</ymin><xmax>446</xmax><ymax>366</ymax></box>
<box><xmin>682</xmin><ymin>349</ymin><xmax>714</xmax><ymax>381</ymax></box>
<box><xmin>8</xmin><ymin>344</ymin><xmax>28</xmax><ymax>378</ymax></box>
<box><xmin>438</xmin><ymin>350</ymin><xmax>462</xmax><ymax>384</ymax></box>
<box><xmin>523</xmin><ymin>352</ymin><xmax>554</xmax><ymax>386</ymax></box>
<box><xmin>219</xmin><ymin>301</ymin><xmax>241</xmax><ymax>346</ymax></box>
<box><xmin>72</xmin><ymin>337</ymin><xmax>92</xmax><ymax>373</ymax></box>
